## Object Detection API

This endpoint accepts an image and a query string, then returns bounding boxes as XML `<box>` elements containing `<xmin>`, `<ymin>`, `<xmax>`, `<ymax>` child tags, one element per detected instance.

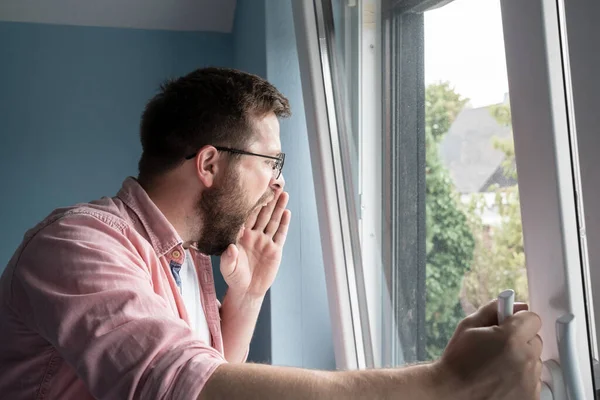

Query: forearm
<box><xmin>200</xmin><ymin>361</ymin><xmax>457</xmax><ymax>400</ymax></box>
<box><xmin>220</xmin><ymin>289</ymin><xmax>264</xmax><ymax>363</ymax></box>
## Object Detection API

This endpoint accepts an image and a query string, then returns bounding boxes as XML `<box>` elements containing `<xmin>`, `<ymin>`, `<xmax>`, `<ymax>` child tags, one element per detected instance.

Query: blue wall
<box><xmin>0</xmin><ymin>22</ymin><xmax>233</xmax><ymax>267</ymax></box>
<box><xmin>222</xmin><ymin>0</ymin><xmax>334</xmax><ymax>370</ymax></box>
<box><xmin>233</xmin><ymin>0</ymin><xmax>267</xmax><ymax>77</ymax></box>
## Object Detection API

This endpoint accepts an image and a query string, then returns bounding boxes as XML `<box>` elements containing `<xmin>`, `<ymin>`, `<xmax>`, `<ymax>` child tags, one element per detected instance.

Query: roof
<box><xmin>439</xmin><ymin>103</ymin><xmax>513</xmax><ymax>193</ymax></box>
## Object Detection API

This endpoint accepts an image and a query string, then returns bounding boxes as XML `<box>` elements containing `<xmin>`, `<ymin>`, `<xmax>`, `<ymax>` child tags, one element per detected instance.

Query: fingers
<box><xmin>535</xmin><ymin>359</ymin><xmax>543</xmax><ymax>379</ymax></box>
<box><xmin>219</xmin><ymin>244</ymin><xmax>239</xmax><ymax>279</ymax></box>
<box><xmin>264</xmin><ymin>192</ymin><xmax>290</xmax><ymax>236</ymax></box>
<box><xmin>534</xmin><ymin>360</ymin><xmax>543</xmax><ymax>399</ymax></box>
<box><xmin>513</xmin><ymin>302</ymin><xmax>529</xmax><ymax>313</ymax></box>
<box><xmin>460</xmin><ymin>300</ymin><xmax>531</xmax><ymax>331</ymax></box>
<box><xmin>505</xmin><ymin>311</ymin><xmax>542</xmax><ymax>342</ymax></box>
<box><xmin>460</xmin><ymin>299</ymin><xmax>499</xmax><ymax>329</ymax></box>
<box><xmin>253</xmin><ymin>192</ymin><xmax>281</xmax><ymax>231</ymax></box>
<box><xmin>245</xmin><ymin>206</ymin><xmax>261</xmax><ymax>229</ymax></box>
<box><xmin>529</xmin><ymin>334</ymin><xmax>543</xmax><ymax>358</ymax></box>
<box><xmin>273</xmin><ymin>210</ymin><xmax>291</xmax><ymax>245</ymax></box>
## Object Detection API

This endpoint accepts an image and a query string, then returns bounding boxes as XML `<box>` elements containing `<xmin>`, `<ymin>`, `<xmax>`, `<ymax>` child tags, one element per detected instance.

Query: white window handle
<box><xmin>556</xmin><ymin>314</ymin><xmax>586</xmax><ymax>400</ymax></box>
<box><xmin>497</xmin><ymin>289</ymin><xmax>515</xmax><ymax>324</ymax></box>
<box><xmin>497</xmin><ymin>291</ymin><xmax>587</xmax><ymax>400</ymax></box>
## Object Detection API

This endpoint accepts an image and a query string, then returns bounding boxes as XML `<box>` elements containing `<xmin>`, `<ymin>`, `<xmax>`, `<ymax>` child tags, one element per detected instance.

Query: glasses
<box><xmin>185</xmin><ymin>146</ymin><xmax>285</xmax><ymax>179</ymax></box>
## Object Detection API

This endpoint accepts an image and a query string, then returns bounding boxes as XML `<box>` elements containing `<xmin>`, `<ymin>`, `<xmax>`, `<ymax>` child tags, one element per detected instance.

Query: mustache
<box><xmin>254</xmin><ymin>190</ymin><xmax>275</xmax><ymax>209</ymax></box>
<box><xmin>244</xmin><ymin>191</ymin><xmax>275</xmax><ymax>220</ymax></box>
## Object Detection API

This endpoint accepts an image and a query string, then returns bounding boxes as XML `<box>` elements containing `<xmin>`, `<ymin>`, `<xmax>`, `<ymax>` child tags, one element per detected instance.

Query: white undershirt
<box><xmin>180</xmin><ymin>250</ymin><xmax>212</xmax><ymax>344</ymax></box>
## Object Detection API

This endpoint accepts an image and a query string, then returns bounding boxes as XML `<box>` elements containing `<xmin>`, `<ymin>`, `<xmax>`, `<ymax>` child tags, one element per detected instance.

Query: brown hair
<box><xmin>137</xmin><ymin>67</ymin><xmax>291</xmax><ymax>184</ymax></box>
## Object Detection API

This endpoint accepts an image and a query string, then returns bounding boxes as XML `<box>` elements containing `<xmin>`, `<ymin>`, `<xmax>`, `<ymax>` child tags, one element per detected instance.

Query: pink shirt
<box><xmin>0</xmin><ymin>177</ymin><xmax>228</xmax><ymax>399</ymax></box>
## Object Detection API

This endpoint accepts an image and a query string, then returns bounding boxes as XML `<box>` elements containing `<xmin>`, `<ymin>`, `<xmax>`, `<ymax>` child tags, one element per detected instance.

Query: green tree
<box><xmin>461</xmin><ymin>104</ymin><xmax>528</xmax><ymax>310</ymax></box>
<box><xmin>426</xmin><ymin>82</ymin><xmax>470</xmax><ymax>142</ymax></box>
<box><xmin>424</xmin><ymin>82</ymin><xmax>475</xmax><ymax>359</ymax></box>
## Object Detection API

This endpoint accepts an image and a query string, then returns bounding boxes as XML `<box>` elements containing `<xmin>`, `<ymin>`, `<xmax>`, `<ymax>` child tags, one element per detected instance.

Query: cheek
<box><xmin>247</xmin><ymin>174</ymin><xmax>272</xmax><ymax>206</ymax></box>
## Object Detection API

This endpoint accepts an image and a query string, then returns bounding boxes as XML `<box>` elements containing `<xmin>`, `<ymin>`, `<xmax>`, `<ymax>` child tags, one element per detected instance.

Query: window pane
<box><xmin>423</xmin><ymin>0</ymin><xmax>529</xmax><ymax>360</ymax></box>
<box><xmin>324</xmin><ymin>0</ymin><xmax>530</xmax><ymax>367</ymax></box>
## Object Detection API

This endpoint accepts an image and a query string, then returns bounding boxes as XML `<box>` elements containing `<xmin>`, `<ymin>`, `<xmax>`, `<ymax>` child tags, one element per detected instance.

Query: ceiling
<box><xmin>0</xmin><ymin>0</ymin><xmax>237</xmax><ymax>32</ymax></box>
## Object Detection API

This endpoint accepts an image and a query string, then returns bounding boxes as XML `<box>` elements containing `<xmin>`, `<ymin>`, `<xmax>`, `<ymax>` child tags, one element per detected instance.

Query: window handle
<box><xmin>497</xmin><ymin>291</ymin><xmax>586</xmax><ymax>400</ymax></box>
<box><xmin>556</xmin><ymin>314</ymin><xmax>586</xmax><ymax>400</ymax></box>
<box><xmin>497</xmin><ymin>289</ymin><xmax>515</xmax><ymax>324</ymax></box>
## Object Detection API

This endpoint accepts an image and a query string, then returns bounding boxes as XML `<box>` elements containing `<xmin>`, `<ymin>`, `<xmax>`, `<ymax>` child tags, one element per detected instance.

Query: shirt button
<box><xmin>172</xmin><ymin>250</ymin><xmax>181</xmax><ymax>259</ymax></box>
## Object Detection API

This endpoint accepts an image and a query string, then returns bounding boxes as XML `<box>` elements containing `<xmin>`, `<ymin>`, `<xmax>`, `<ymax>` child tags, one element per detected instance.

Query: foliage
<box><xmin>426</xmin><ymin>82</ymin><xmax>470</xmax><ymax>143</ymax></box>
<box><xmin>461</xmin><ymin>104</ymin><xmax>529</xmax><ymax>309</ymax></box>
<box><xmin>424</xmin><ymin>89</ymin><xmax>528</xmax><ymax>360</ymax></box>
<box><xmin>424</xmin><ymin>82</ymin><xmax>475</xmax><ymax>359</ymax></box>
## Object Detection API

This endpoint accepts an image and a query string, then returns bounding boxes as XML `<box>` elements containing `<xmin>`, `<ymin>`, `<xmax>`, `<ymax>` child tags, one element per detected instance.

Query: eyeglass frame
<box><xmin>185</xmin><ymin>146</ymin><xmax>285</xmax><ymax>179</ymax></box>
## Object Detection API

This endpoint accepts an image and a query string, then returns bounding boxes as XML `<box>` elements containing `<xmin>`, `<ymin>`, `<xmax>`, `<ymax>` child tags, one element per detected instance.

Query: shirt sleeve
<box><xmin>10</xmin><ymin>213</ymin><xmax>226</xmax><ymax>400</ymax></box>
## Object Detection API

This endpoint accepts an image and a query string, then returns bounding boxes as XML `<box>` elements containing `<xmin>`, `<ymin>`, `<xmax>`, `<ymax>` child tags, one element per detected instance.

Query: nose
<box><xmin>271</xmin><ymin>172</ymin><xmax>285</xmax><ymax>194</ymax></box>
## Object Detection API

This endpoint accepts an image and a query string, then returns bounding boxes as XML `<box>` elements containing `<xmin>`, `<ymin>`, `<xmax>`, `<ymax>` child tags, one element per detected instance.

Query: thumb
<box><xmin>462</xmin><ymin>299</ymin><xmax>531</xmax><ymax>329</ymax></box>
<box><xmin>461</xmin><ymin>299</ymin><xmax>499</xmax><ymax>329</ymax></box>
<box><xmin>219</xmin><ymin>244</ymin><xmax>239</xmax><ymax>278</ymax></box>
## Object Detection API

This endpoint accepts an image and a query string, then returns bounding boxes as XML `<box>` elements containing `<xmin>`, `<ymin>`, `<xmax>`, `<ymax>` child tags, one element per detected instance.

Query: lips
<box><xmin>262</xmin><ymin>194</ymin><xmax>275</xmax><ymax>208</ymax></box>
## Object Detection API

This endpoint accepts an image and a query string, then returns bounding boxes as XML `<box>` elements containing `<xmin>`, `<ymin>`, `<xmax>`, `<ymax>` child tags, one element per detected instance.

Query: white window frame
<box><xmin>559</xmin><ymin>0</ymin><xmax>600</xmax><ymax>377</ymax></box>
<box><xmin>357</xmin><ymin>0</ymin><xmax>386</xmax><ymax>369</ymax></box>
<box><xmin>501</xmin><ymin>0</ymin><xmax>594</xmax><ymax>395</ymax></box>
<box><xmin>292</xmin><ymin>0</ymin><xmax>375</xmax><ymax>370</ymax></box>
<box><xmin>294</xmin><ymin>0</ymin><xmax>597</xmax><ymax>396</ymax></box>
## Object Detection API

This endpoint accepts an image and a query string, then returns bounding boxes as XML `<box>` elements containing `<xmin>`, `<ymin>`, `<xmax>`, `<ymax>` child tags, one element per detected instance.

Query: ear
<box><xmin>194</xmin><ymin>146</ymin><xmax>221</xmax><ymax>188</ymax></box>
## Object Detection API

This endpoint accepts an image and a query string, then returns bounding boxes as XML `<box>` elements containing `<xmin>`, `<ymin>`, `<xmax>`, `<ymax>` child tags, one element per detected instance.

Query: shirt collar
<box><xmin>116</xmin><ymin>177</ymin><xmax>183</xmax><ymax>257</ymax></box>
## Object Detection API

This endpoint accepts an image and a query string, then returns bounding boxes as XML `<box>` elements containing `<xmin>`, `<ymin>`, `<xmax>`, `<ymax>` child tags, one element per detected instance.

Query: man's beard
<box><xmin>195</xmin><ymin>169</ymin><xmax>273</xmax><ymax>256</ymax></box>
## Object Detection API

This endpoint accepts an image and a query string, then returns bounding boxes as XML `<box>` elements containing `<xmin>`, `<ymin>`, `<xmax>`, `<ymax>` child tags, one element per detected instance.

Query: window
<box><xmin>422</xmin><ymin>0</ymin><xmax>528</xmax><ymax>361</ymax></box>
<box><xmin>559</xmin><ymin>0</ymin><xmax>600</xmax><ymax>382</ymax></box>
<box><xmin>293</xmin><ymin>0</ymin><xmax>596</xmax><ymax>396</ymax></box>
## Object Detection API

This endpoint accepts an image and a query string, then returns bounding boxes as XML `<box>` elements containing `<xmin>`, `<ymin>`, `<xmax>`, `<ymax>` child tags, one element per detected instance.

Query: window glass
<box><xmin>327</xmin><ymin>0</ymin><xmax>529</xmax><ymax>365</ymax></box>
<box><xmin>423</xmin><ymin>0</ymin><xmax>528</xmax><ymax>360</ymax></box>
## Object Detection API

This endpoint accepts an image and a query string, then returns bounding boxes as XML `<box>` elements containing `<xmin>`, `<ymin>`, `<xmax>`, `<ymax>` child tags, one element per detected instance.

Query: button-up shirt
<box><xmin>0</xmin><ymin>177</ymin><xmax>227</xmax><ymax>399</ymax></box>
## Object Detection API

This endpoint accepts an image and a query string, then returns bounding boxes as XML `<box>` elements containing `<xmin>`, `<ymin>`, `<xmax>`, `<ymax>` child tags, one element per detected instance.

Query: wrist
<box><xmin>335</xmin><ymin>362</ymin><xmax>461</xmax><ymax>399</ymax></box>
<box><xmin>429</xmin><ymin>359</ymin><xmax>466</xmax><ymax>400</ymax></box>
<box><xmin>223</xmin><ymin>288</ymin><xmax>265</xmax><ymax>312</ymax></box>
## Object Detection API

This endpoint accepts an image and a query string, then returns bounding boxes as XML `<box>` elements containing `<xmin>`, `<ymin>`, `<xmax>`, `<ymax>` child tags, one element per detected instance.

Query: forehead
<box><xmin>248</xmin><ymin>112</ymin><xmax>281</xmax><ymax>154</ymax></box>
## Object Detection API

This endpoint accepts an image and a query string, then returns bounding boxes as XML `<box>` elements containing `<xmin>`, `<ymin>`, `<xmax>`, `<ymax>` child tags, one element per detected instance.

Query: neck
<box><xmin>140</xmin><ymin>174</ymin><xmax>202</xmax><ymax>246</ymax></box>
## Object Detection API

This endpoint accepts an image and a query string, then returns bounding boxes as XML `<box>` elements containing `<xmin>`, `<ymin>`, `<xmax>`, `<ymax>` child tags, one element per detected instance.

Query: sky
<box><xmin>424</xmin><ymin>0</ymin><xmax>509</xmax><ymax>108</ymax></box>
